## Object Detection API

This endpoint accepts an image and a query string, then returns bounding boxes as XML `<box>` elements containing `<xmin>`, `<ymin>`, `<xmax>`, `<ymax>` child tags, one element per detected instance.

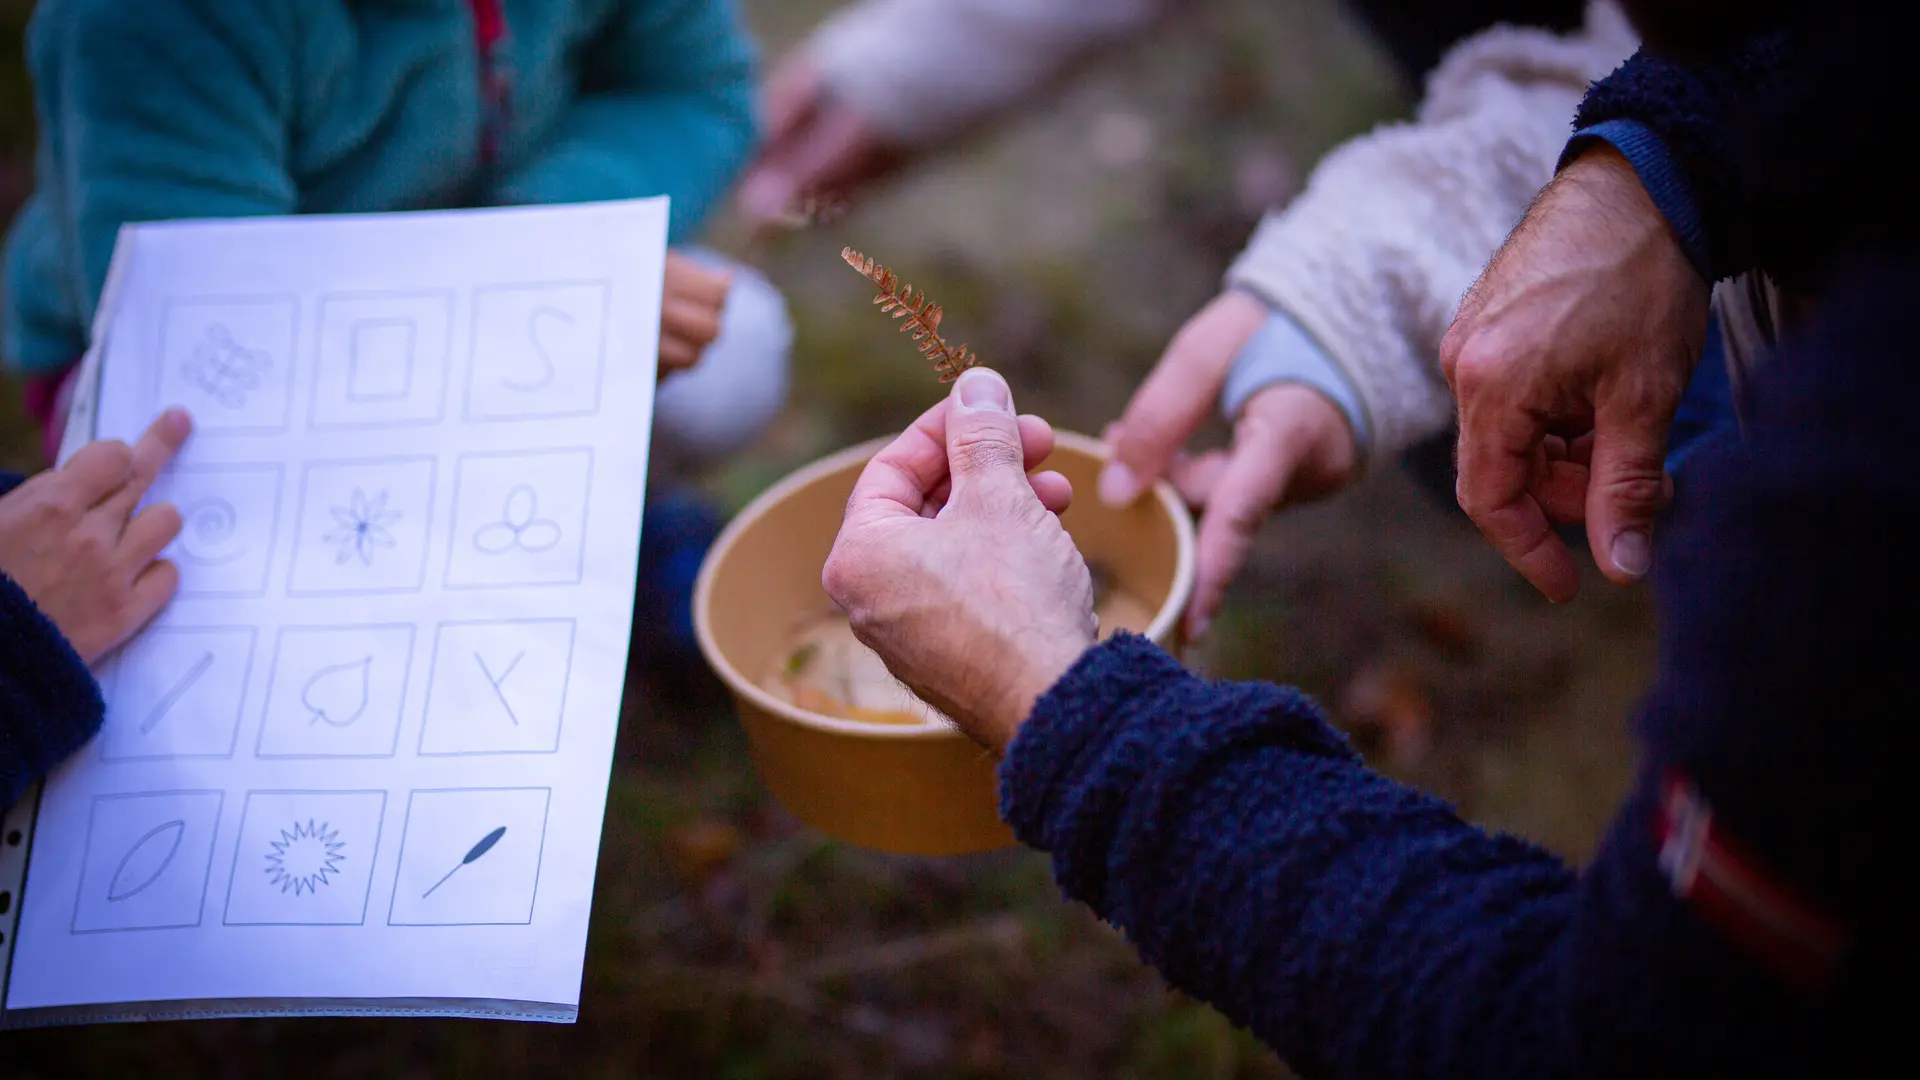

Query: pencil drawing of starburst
<box><xmin>325</xmin><ymin>487</ymin><xmax>401</xmax><ymax>566</ymax></box>
<box><xmin>264</xmin><ymin>819</ymin><xmax>346</xmax><ymax>896</ymax></box>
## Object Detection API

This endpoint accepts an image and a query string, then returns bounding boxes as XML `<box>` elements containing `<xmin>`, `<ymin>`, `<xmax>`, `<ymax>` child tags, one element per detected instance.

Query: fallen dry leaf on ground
<box><xmin>1336</xmin><ymin>660</ymin><xmax>1436</xmax><ymax>767</ymax></box>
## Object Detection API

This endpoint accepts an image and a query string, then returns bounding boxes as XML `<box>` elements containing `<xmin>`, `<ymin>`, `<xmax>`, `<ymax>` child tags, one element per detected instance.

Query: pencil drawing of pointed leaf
<box><xmin>107</xmin><ymin>819</ymin><xmax>186</xmax><ymax>902</ymax></box>
<box><xmin>463</xmin><ymin>826</ymin><xmax>507</xmax><ymax>865</ymax></box>
<box><xmin>303</xmin><ymin>656</ymin><xmax>372</xmax><ymax>727</ymax></box>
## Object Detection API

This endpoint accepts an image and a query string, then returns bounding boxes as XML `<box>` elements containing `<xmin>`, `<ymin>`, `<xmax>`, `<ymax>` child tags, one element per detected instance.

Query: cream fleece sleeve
<box><xmin>1224</xmin><ymin>1</ymin><xmax>1638</xmax><ymax>460</ymax></box>
<box><xmin>806</xmin><ymin>0</ymin><xmax>1167</xmax><ymax>146</ymax></box>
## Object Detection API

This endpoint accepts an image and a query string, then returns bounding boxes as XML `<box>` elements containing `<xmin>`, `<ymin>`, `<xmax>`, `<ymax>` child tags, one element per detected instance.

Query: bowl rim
<box><xmin>691</xmin><ymin>429</ymin><xmax>1196</xmax><ymax>741</ymax></box>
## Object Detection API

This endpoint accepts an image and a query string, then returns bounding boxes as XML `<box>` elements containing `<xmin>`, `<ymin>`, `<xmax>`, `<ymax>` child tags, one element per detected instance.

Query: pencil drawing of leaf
<box><xmin>303</xmin><ymin>656</ymin><xmax>372</xmax><ymax>727</ymax></box>
<box><xmin>841</xmin><ymin>247</ymin><xmax>981</xmax><ymax>382</ymax></box>
<box><xmin>108</xmin><ymin>819</ymin><xmax>187</xmax><ymax>902</ymax></box>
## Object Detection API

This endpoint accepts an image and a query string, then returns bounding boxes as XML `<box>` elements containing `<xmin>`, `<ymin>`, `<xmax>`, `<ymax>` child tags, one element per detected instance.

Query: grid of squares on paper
<box><xmin>78</xmin><ymin>281</ymin><xmax>622</xmax><ymax>937</ymax></box>
<box><xmin>140</xmin><ymin>284</ymin><xmax>613</xmax><ymax>605</ymax></box>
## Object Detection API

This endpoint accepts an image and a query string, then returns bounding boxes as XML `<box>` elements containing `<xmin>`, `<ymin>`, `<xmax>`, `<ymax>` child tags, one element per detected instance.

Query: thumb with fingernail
<box><xmin>946</xmin><ymin>368</ymin><xmax>1032</xmax><ymax>510</ymax></box>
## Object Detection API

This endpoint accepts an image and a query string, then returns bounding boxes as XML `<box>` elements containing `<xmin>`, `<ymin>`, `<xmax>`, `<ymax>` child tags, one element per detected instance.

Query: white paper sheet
<box><xmin>2</xmin><ymin>199</ymin><xmax>665</xmax><ymax>1020</ymax></box>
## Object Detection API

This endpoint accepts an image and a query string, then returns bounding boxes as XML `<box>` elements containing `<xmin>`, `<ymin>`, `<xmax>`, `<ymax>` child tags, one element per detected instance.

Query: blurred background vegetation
<box><xmin>0</xmin><ymin>1</ymin><xmax>1651</xmax><ymax>1076</ymax></box>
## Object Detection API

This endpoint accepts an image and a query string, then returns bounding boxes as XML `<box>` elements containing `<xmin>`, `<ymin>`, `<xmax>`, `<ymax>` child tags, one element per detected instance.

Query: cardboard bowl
<box><xmin>692</xmin><ymin>431</ymin><xmax>1195</xmax><ymax>855</ymax></box>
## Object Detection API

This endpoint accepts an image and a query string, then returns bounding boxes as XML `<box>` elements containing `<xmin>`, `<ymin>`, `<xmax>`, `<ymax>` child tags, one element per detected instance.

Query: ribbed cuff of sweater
<box><xmin>0</xmin><ymin>572</ymin><xmax>105</xmax><ymax>811</ymax></box>
<box><xmin>998</xmin><ymin>632</ymin><xmax>1354</xmax><ymax>909</ymax></box>
<box><xmin>1219</xmin><ymin>306</ymin><xmax>1373</xmax><ymax>457</ymax></box>
<box><xmin>1562</xmin><ymin>119</ymin><xmax>1710</xmax><ymax>281</ymax></box>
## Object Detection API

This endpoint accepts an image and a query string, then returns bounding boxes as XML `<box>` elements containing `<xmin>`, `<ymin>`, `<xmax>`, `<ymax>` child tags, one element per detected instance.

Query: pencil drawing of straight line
<box><xmin>475</xmin><ymin>650</ymin><xmax>525</xmax><ymax>726</ymax></box>
<box><xmin>139</xmin><ymin>652</ymin><xmax>216</xmax><ymax>734</ymax></box>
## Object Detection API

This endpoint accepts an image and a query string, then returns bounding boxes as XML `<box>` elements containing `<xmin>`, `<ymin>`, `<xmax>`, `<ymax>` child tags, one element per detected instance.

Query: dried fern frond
<box><xmin>841</xmin><ymin>247</ymin><xmax>981</xmax><ymax>382</ymax></box>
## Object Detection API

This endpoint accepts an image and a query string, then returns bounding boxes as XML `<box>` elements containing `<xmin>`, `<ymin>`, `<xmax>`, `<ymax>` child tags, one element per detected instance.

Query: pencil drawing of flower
<box><xmin>325</xmin><ymin>487</ymin><xmax>401</xmax><ymax>566</ymax></box>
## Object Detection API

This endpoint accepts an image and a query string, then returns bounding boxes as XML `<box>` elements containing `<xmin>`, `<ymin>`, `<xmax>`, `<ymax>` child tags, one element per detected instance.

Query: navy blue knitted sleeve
<box><xmin>1003</xmin><ymin>640</ymin><xmax>1589</xmax><ymax>1077</ymax></box>
<box><xmin>1560</xmin><ymin>36</ymin><xmax>1787</xmax><ymax>283</ymax></box>
<box><xmin>0</xmin><ymin>470</ymin><xmax>106</xmax><ymax>811</ymax></box>
<box><xmin>1002</xmin><ymin>627</ymin><xmax>1871</xmax><ymax>1076</ymax></box>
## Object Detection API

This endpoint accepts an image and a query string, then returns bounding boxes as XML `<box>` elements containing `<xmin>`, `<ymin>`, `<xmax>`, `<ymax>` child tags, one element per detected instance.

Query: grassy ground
<box><xmin>0</xmin><ymin>2</ymin><xmax>1652</xmax><ymax>1076</ymax></box>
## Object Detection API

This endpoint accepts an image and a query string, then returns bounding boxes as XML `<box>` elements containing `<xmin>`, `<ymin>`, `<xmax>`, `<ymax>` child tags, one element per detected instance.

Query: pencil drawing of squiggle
<box><xmin>501</xmin><ymin>306</ymin><xmax>570</xmax><ymax>392</ymax></box>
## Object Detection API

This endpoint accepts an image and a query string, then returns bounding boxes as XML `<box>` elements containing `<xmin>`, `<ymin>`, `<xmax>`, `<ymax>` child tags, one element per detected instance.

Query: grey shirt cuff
<box><xmin>1219</xmin><ymin>307</ymin><xmax>1372</xmax><ymax>456</ymax></box>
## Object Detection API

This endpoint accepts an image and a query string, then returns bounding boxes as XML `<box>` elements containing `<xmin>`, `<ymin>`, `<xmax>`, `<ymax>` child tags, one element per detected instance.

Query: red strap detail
<box><xmin>468</xmin><ymin>0</ymin><xmax>505</xmax><ymax>49</ymax></box>
<box><xmin>466</xmin><ymin>0</ymin><xmax>510</xmax><ymax>170</ymax></box>
<box><xmin>1655</xmin><ymin>771</ymin><xmax>1850</xmax><ymax>990</ymax></box>
<box><xmin>22</xmin><ymin>362</ymin><xmax>80</xmax><ymax>464</ymax></box>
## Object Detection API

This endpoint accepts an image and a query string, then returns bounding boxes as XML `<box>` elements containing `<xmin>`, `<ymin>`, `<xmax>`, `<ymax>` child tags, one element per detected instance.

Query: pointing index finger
<box><xmin>99</xmin><ymin>408</ymin><xmax>193</xmax><ymax>517</ymax></box>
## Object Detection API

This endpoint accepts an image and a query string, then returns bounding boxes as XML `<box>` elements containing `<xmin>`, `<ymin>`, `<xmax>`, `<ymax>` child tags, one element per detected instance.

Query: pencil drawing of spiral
<box><xmin>177</xmin><ymin>496</ymin><xmax>246</xmax><ymax>566</ymax></box>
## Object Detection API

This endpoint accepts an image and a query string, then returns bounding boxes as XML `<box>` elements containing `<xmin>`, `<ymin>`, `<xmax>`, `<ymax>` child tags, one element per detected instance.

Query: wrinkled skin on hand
<box><xmin>1440</xmin><ymin>144</ymin><xmax>1708</xmax><ymax>603</ymax></box>
<box><xmin>823</xmin><ymin>369</ymin><xmax>1092</xmax><ymax>751</ymax></box>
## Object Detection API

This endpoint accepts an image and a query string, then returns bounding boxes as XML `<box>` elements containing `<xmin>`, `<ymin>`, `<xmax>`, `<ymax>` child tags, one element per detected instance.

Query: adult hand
<box><xmin>1440</xmin><ymin>144</ymin><xmax>1708</xmax><ymax>603</ymax></box>
<box><xmin>0</xmin><ymin>409</ymin><xmax>192</xmax><ymax>662</ymax></box>
<box><xmin>823</xmin><ymin>368</ymin><xmax>1093</xmax><ymax>752</ymax></box>
<box><xmin>662</xmin><ymin>250</ymin><xmax>732</xmax><ymax>373</ymax></box>
<box><xmin>1097</xmin><ymin>290</ymin><xmax>1359</xmax><ymax>637</ymax></box>
<box><xmin>734</xmin><ymin>50</ymin><xmax>903</xmax><ymax>226</ymax></box>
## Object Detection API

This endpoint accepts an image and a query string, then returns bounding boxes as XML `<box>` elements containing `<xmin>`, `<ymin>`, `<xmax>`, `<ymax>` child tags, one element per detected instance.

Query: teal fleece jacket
<box><xmin>1</xmin><ymin>0</ymin><xmax>758</xmax><ymax>377</ymax></box>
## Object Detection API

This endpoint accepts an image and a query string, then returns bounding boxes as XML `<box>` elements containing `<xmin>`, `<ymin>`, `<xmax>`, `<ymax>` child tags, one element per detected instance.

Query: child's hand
<box><xmin>662</xmin><ymin>250</ymin><xmax>732</xmax><ymax>374</ymax></box>
<box><xmin>1099</xmin><ymin>291</ymin><xmax>1359</xmax><ymax>638</ymax></box>
<box><xmin>734</xmin><ymin>51</ymin><xmax>899</xmax><ymax>228</ymax></box>
<box><xmin>0</xmin><ymin>409</ymin><xmax>193</xmax><ymax>663</ymax></box>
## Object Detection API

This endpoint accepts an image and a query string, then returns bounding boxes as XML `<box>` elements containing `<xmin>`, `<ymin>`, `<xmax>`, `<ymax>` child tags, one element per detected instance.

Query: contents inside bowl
<box><xmin>764</xmin><ymin>563</ymin><xmax>1158</xmax><ymax>727</ymax></box>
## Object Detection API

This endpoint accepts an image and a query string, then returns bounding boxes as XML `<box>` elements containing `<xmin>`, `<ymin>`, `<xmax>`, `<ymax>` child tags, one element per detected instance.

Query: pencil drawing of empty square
<box><xmin>223</xmin><ymin>790</ymin><xmax>386</xmax><ymax>926</ymax></box>
<box><xmin>145</xmin><ymin>464</ymin><xmax>283</xmax><ymax>598</ymax></box>
<box><xmin>287</xmin><ymin>457</ymin><xmax>436</xmax><ymax>595</ymax></box>
<box><xmin>311</xmin><ymin>291</ymin><xmax>452</xmax><ymax>427</ymax></box>
<box><xmin>157</xmin><ymin>296</ymin><xmax>296</xmax><ymax>433</ymax></box>
<box><xmin>388</xmin><ymin>788</ymin><xmax>550</xmax><ymax>926</ymax></box>
<box><xmin>71</xmin><ymin>791</ymin><xmax>222</xmax><ymax>934</ymax></box>
<box><xmin>257</xmin><ymin>624</ymin><xmax>415</xmax><ymax>758</ymax></box>
<box><xmin>444</xmin><ymin>449</ymin><xmax>593</xmax><ymax>588</ymax></box>
<box><xmin>420</xmin><ymin>620</ymin><xmax>576</xmax><ymax>755</ymax></box>
<box><xmin>465</xmin><ymin>282</ymin><xmax>609</xmax><ymax>420</ymax></box>
<box><xmin>98</xmin><ymin>626</ymin><xmax>256</xmax><ymax>761</ymax></box>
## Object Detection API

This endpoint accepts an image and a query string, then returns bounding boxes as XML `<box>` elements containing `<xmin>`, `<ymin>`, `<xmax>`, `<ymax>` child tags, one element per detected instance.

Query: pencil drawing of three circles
<box><xmin>79</xmin><ymin>283</ymin><xmax>602</xmax><ymax>930</ymax></box>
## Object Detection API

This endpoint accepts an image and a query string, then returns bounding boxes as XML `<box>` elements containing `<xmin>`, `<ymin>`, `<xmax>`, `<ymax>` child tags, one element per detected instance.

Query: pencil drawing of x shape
<box><xmin>475</xmin><ymin>650</ymin><xmax>526</xmax><ymax>725</ymax></box>
<box><xmin>139</xmin><ymin>652</ymin><xmax>215</xmax><ymax>734</ymax></box>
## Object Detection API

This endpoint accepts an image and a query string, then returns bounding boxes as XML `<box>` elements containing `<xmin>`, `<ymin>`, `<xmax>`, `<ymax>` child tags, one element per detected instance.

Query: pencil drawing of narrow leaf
<box><xmin>423</xmin><ymin>826</ymin><xmax>508</xmax><ymax>898</ymax></box>
<box><xmin>303</xmin><ymin>656</ymin><xmax>372</xmax><ymax>727</ymax></box>
<box><xmin>107</xmin><ymin>819</ymin><xmax>187</xmax><ymax>902</ymax></box>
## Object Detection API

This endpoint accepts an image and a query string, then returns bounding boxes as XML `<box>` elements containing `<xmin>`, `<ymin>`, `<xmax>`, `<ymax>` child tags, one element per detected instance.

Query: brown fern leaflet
<box><xmin>840</xmin><ymin>247</ymin><xmax>981</xmax><ymax>382</ymax></box>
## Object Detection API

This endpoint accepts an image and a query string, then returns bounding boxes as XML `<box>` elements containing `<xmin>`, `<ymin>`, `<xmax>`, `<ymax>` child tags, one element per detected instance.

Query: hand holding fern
<box><xmin>823</xmin><ymin>369</ymin><xmax>1092</xmax><ymax>751</ymax></box>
